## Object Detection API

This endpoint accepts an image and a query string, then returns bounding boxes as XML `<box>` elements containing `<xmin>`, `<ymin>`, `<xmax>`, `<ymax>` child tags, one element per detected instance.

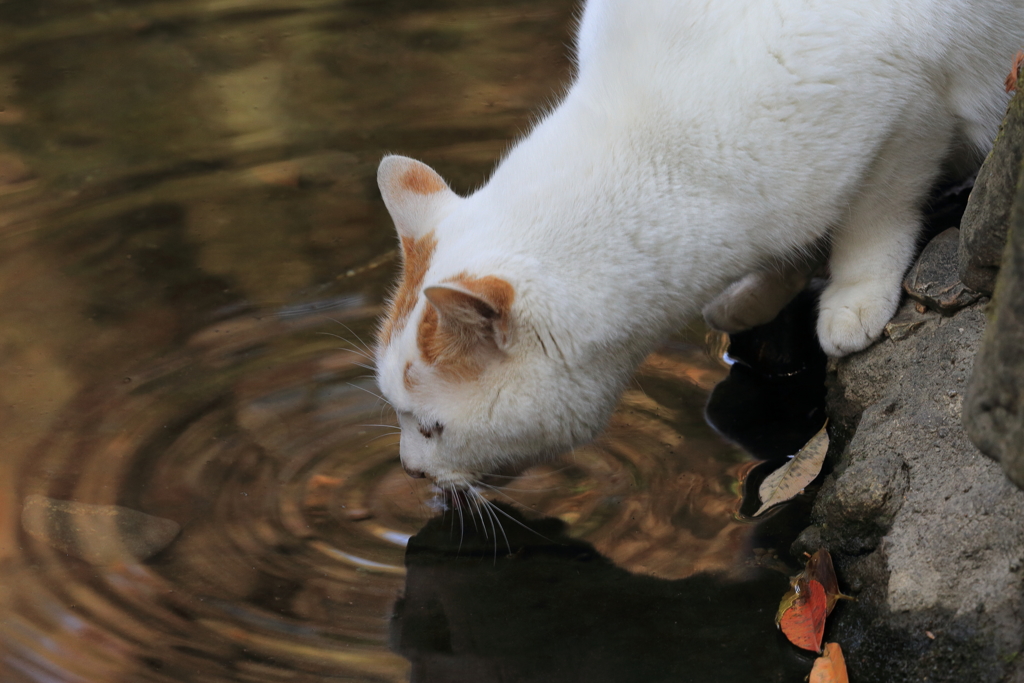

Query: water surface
<box><xmin>0</xmin><ymin>2</ymin><xmax>818</xmax><ymax>680</ymax></box>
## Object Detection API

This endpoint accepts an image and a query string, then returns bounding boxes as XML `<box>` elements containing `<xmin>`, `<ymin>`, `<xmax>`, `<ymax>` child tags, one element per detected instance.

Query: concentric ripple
<box><xmin>3</xmin><ymin>289</ymin><xmax>755</xmax><ymax>682</ymax></box>
<box><xmin>0</xmin><ymin>0</ymin><xmax>795</xmax><ymax>680</ymax></box>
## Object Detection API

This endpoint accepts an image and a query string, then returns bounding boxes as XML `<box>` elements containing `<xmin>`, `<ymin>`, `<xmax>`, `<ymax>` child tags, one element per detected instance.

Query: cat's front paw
<box><xmin>816</xmin><ymin>283</ymin><xmax>900</xmax><ymax>357</ymax></box>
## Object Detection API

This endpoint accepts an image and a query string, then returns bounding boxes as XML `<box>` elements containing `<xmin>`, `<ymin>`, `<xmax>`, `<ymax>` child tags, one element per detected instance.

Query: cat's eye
<box><xmin>418</xmin><ymin>421</ymin><xmax>444</xmax><ymax>439</ymax></box>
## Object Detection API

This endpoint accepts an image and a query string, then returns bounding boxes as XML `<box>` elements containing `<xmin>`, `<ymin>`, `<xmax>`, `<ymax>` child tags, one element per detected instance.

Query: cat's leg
<box><xmin>703</xmin><ymin>248</ymin><xmax>824</xmax><ymax>333</ymax></box>
<box><xmin>817</xmin><ymin>124</ymin><xmax>952</xmax><ymax>356</ymax></box>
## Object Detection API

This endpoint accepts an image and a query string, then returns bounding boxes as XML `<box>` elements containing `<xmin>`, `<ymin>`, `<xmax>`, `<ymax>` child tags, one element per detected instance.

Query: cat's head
<box><xmin>373</xmin><ymin>155</ymin><xmax>613</xmax><ymax>489</ymax></box>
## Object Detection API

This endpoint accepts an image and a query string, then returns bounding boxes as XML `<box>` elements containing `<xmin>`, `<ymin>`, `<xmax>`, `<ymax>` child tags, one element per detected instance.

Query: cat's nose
<box><xmin>402</xmin><ymin>464</ymin><xmax>427</xmax><ymax>479</ymax></box>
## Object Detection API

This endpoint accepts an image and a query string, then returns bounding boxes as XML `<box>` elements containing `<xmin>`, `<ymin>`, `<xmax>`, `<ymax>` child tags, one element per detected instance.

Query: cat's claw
<box><xmin>816</xmin><ymin>286</ymin><xmax>900</xmax><ymax>357</ymax></box>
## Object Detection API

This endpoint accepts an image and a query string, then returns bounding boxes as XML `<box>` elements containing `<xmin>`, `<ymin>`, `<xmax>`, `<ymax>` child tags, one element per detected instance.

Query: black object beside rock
<box><xmin>704</xmin><ymin>288</ymin><xmax>827</xmax><ymax>460</ymax></box>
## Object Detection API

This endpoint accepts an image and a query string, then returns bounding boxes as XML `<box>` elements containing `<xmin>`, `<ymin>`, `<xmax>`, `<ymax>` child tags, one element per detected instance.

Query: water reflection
<box><xmin>0</xmin><ymin>1</ymin><xmax>816</xmax><ymax>681</ymax></box>
<box><xmin>394</xmin><ymin>507</ymin><xmax>810</xmax><ymax>683</ymax></box>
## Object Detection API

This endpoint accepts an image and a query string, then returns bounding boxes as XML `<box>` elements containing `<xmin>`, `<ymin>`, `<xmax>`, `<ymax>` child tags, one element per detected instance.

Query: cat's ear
<box><xmin>423</xmin><ymin>276</ymin><xmax>515</xmax><ymax>349</ymax></box>
<box><xmin>378</xmin><ymin>155</ymin><xmax>460</xmax><ymax>240</ymax></box>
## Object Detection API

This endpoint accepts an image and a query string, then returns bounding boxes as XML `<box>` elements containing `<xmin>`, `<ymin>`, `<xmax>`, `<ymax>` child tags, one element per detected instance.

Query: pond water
<box><xmin>0</xmin><ymin>1</ymin><xmax>823</xmax><ymax>681</ymax></box>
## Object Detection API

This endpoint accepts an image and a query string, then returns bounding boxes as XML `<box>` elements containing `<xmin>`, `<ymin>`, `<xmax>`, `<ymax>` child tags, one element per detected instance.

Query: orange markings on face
<box><xmin>416</xmin><ymin>275</ymin><xmax>515</xmax><ymax>381</ymax></box>
<box><xmin>378</xmin><ymin>231</ymin><xmax>437</xmax><ymax>348</ymax></box>
<box><xmin>403</xmin><ymin>361</ymin><xmax>415</xmax><ymax>390</ymax></box>
<box><xmin>400</xmin><ymin>166</ymin><xmax>447</xmax><ymax>195</ymax></box>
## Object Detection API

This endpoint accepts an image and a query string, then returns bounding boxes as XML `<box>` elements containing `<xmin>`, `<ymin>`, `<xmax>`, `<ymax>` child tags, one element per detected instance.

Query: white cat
<box><xmin>374</xmin><ymin>0</ymin><xmax>1023</xmax><ymax>488</ymax></box>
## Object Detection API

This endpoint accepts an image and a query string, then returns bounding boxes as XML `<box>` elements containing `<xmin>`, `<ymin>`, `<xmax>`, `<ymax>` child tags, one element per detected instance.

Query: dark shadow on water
<box><xmin>703</xmin><ymin>289</ymin><xmax>830</xmax><ymax>549</ymax></box>
<box><xmin>704</xmin><ymin>289</ymin><xmax>829</xmax><ymax>462</ymax></box>
<box><xmin>391</xmin><ymin>505</ymin><xmax>813</xmax><ymax>683</ymax></box>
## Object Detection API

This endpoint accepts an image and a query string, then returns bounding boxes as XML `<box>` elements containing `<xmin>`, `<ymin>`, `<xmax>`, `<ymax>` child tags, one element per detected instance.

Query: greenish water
<box><xmin>0</xmin><ymin>2</ymin><xmax>814</xmax><ymax>681</ymax></box>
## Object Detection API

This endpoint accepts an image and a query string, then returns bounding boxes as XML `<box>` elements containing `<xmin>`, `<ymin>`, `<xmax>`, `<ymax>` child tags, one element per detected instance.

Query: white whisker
<box><xmin>479</xmin><ymin>466</ymin><xmax>572</xmax><ymax>479</ymax></box>
<box><xmin>324</xmin><ymin>317</ymin><xmax>375</xmax><ymax>356</ymax></box>
<box><xmin>318</xmin><ymin>332</ymin><xmax>377</xmax><ymax>363</ymax></box>
<box><xmin>474</xmin><ymin>490</ymin><xmax>512</xmax><ymax>558</ymax></box>
<box><xmin>346</xmin><ymin>382</ymin><xmax>391</xmax><ymax>406</ymax></box>
<box><xmin>452</xmin><ymin>486</ymin><xmax>466</xmax><ymax>551</ymax></box>
<box><xmin>480</xmin><ymin>482</ymin><xmax>563</xmax><ymax>493</ymax></box>
<box><xmin>473</xmin><ymin>488</ymin><xmax>556</xmax><ymax>543</ymax></box>
<box><xmin>482</xmin><ymin>500</ymin><xmax>500</xmax><ymax>562</ymax></box>
<box><xmin>487</xmin><ymin>501</ymin><xmax>512</xmax><ymax>557</ymax></box>
<box><xmin>363</xmin><ymin>433</ymin><xmax>401</xmax><ymax>445</ymax></box>
<box><xmin>467</xmin><ymin>490</ymin><xmax>484</xmax><ymax>536</ymax></box>
<box><xmin>470</xmin><ymin>489</ymin><xmax>498</xmax><ymax>559</ymax></box>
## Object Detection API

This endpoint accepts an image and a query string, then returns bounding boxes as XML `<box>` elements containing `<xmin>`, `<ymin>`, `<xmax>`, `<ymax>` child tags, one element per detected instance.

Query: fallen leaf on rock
<box><xmin>776</xmin><ymin>577</ymin><xmax>827</xmax><ymax>652</ymax></box>
<box><xmin>810</xmin><ymin>642</ymin><xmax>848</xmax><ymax>683</ymax></box>
<box><xmin>754</xmin><ymin>422</ymin><xmax>829</xmax><ymax>516</ymax></box>
<box><xmin>22</xmin><ymin>495</ymin><xmax>180</xmax><ymax>565</ymax></box>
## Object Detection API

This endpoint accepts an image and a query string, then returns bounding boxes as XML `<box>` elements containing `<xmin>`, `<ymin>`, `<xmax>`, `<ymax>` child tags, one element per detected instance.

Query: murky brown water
<box><xmin>0</xmin><ymin>2</ymin><xmax>817</xmax><ymax>681</ymax></box>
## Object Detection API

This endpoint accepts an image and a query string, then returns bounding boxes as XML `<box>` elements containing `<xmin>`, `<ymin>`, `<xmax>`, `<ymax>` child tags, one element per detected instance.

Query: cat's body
<box><xmin>375</xmin><ymin>0</ymin><xmax>1024</xmax><ymax>487</ymax></box>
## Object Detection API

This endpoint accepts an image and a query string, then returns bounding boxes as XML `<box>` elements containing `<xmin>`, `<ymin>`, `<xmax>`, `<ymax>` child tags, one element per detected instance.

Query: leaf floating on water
<box><xmin>22</xmin><ymin>495</ymin><xmax>180</xmax><ymax>565</ymax></box>
<box><xmin>776</xmin><ymin>549</ymin><xmax>852</xmax><ymax>653</ymax></box>
<box><xmin>776</xmin><ymin>577</ymin><xmax>827</xmax><ymax>652</ymax></box>
<box><xmin>810</xmin><ymin>642</ymin><xmax>849</xmax><ymax>683</ymax></box>
<box><xmin>754</xmin><ymin>422</ymin><xmax>829</xmax><ymax>516</ymax></box>
<box><xmin>805</xmin><ymin>548</ymin><xmax>854</xmax><ymax>615</ymax></box>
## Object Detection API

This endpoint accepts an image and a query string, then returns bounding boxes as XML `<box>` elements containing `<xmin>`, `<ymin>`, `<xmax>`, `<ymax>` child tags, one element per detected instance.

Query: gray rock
<box><xmin>904</xmin><ymin>227</ymin><xmax>981</xmax><ymax>314</ymax></box>
<box><xmin>800</xmin><ymin>300</ymin><xmax>1024</xmax><ymax>683</ymax></box>
<box><xmin>959</xmin><ymin>89</ymin><xmax>1024</xmax><ymax>294</ymax></box>
<box><xmin>965</xmin><ymin>175</ymin><xmax>1024</xmax><ymax>490</ymax></box>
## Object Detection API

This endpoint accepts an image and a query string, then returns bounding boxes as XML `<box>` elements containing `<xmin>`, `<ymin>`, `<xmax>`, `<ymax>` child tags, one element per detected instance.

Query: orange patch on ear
<box><xmin>378</xmin><ymin>231</ymin><xmax>437</xmax><ymax>347</ymax></box>
<box><xmin>451</xmin><ymin>274</ymin><xmax>514</xmax><ymax>310</ymax></box>
<box><xmin>416</xmin><ymin>304</ymin><xmax>485</xmax><ymax>380</ymax></box>
<box><xmin>416</xmin><ymin>303</ymin><xmax>443</xmax><ymax>365</ymax></box>
<box><xmin>416</xmin><ymin>275</ymin><xmax>515</xmax><ymax>381</ymax></box>
<box><xmin>400</xmin><ymin>165</ymin><xmax>448</xmax><ymax>195</ymax></box>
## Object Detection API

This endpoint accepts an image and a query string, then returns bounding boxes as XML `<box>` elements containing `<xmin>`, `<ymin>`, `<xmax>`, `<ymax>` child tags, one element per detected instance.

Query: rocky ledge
<box><xmin>794</xmin><ymin>67</ymin><xmax>1024</xmax><ymax>682</ymax></box>
<box><xmin>797</xmin><ymin>297</ymin><xmax>1024</xmax><ymax>682</ymax></box>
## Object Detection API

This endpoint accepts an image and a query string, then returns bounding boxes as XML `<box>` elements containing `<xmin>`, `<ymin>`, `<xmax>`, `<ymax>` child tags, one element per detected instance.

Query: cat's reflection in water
<box><xmin>390</xmin><ymin>504</ymin><xmax>812</xmax><ymax>683</ymax></box>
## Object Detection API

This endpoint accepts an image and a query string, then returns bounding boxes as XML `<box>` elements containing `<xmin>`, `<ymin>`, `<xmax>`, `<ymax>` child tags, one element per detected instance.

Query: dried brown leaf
<box><xmin>754</xmin><ymin>422</ymin><xmax>828</xmax><ymax>516</ymax></box>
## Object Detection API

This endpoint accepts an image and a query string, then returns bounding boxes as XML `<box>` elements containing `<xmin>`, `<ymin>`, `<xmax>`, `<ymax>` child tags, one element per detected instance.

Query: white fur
<box><xmin>377</xmin><ymin>0</ymin><xmax>1023</xmax><ymax>485</ymax></box>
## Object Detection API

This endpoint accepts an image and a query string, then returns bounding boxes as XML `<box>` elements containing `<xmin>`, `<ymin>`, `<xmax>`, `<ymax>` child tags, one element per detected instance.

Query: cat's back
<box><xmin>575</xmin><ymin>0</ymin><xmax>1022</xmax><ymax>91</ymax></box>
<box><xmin>572</xmin><ymin>0</ymin><xmax>1023</xmax><ymax>154</ymax></box>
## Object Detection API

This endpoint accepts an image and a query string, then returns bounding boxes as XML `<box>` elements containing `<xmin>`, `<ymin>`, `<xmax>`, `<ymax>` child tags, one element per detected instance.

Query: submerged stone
<box><xmin>22</xmin><ymin>495</ymin><xmax>180</xmax><ymax>565</ymax></box>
